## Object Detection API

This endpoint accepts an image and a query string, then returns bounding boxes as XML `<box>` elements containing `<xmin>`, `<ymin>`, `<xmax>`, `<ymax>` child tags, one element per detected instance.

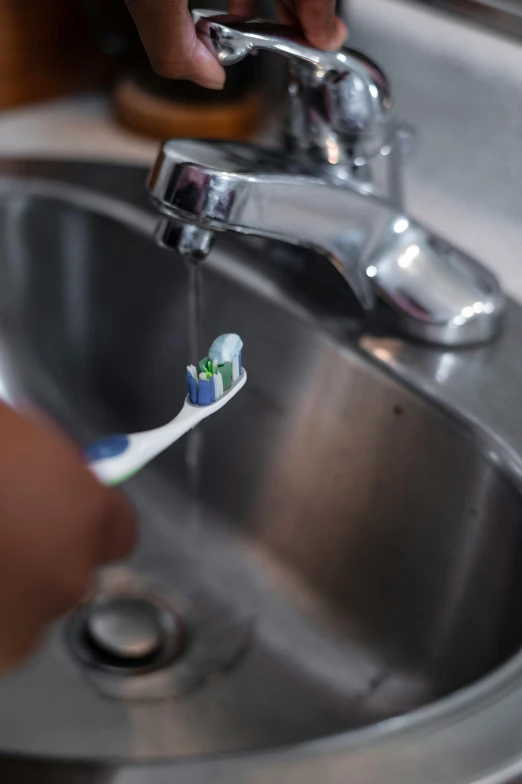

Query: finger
<box><xmin>191</xmin><ymin>38</ymin><xmax>227</xmax><ymax>90</ymax></box>
<box><xmin>0</xmin><ymin>403</ymin><xmax>136</xmax><ymax>586</ymax></box>
<box><xmin>275</xmin><ymin>0</ymin><xmax>298</xmax><ymax>26</ymax></box>
<box><xmin>228</xmin><ymin>0</ymin><xmax>257</xmax><ymax>15</ymax></box>
<box><xmin>97</xmin><ymin>489</ymin><xmax>137</xmax><ymax>564</ymax></box>
<box><xmin>125</xmin><ymin>0</ymin><xmax>225</xmax><ymax>89</ymax></box>
<box><xmin>279</xmin><ymin>0</ymin><xmax>347</xmax><ymax>49</ymax></box>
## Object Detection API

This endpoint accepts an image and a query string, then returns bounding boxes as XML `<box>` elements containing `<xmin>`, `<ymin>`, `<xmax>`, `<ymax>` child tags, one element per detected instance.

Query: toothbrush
<box><xmin>84</xmin><ymin>334</ymin><xmax>246</xmax><ymax>487</ymax></box>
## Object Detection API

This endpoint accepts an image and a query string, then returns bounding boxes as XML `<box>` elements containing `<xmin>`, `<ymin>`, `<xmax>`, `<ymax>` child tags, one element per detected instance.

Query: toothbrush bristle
<box><xmin>198</xmin><ymin>372</ymin><xmax>211</xmax><ymax>406</ymax></box>
<box><xmin>187</xmin><ymin>334</ymin><xmax>244</xmax><ymax>406</ymax></box>
<box><xmin>214</xmin><ymin>370</ymin><xmax>223</xmax><ymax>399</ymax></box>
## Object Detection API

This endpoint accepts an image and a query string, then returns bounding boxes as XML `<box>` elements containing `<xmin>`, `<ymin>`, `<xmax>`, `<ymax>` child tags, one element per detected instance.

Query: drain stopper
<box><xmin>86</xmin><ymin>597</ymin><xmax>166</xmax><ymax>661</ymax></box>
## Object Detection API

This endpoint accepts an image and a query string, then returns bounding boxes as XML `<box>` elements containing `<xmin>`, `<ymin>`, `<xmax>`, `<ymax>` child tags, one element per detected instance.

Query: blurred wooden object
<box><xmin>114</xmin><ymin>74</ymin><xmax>264</xmax><ymax>141</ymax></box>
<box><xmin>0</xmin><ymin>0</ymin><xmax>112</xmax><ymax>109</ymax></box>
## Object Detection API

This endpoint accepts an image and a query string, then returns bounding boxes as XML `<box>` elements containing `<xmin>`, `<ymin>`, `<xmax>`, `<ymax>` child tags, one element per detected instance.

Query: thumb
<box><xmin>190</xmin><ymin>35</ymin><xmax>227</xmax><ymax>90</ymax></box>
<box><xmin>125</xmin><ymin>0</ymin><xmax>225</xmax><ymax>89</ymax></box>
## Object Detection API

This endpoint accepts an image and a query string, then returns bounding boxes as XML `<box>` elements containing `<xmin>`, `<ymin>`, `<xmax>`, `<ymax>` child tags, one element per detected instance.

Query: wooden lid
<box><xmin>113</xmin><ymin>74</ymin><xmax>264</xmax><ymax>140</ymax></box>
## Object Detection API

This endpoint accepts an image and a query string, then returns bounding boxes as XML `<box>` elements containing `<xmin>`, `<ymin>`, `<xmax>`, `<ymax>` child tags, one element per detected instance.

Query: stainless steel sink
<box><xmin>2</xmin><ymin>160</ymin><xmax>522</xmax><ymax>783</ymax></box>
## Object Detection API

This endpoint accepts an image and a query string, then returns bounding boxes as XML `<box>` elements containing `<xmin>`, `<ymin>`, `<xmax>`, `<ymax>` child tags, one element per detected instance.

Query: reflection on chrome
<box><xmin>393</xmin><ymin>218</ymin><xmax>410</xmax><ymax>234</ymax></box>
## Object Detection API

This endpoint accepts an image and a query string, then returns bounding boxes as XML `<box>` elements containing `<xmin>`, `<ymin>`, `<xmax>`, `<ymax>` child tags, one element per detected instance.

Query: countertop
<box><xmin>0</xmin><ymin>93</ymin><xmax>157</xmax><ymax>164</ymax></box>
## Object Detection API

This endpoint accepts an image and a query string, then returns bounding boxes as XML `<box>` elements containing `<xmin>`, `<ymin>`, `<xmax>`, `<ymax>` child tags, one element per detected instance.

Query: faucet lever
<box><xmin>193</xmin><ymin>10</ymin><xmax>393</xmax><ymax>168</ymax></box>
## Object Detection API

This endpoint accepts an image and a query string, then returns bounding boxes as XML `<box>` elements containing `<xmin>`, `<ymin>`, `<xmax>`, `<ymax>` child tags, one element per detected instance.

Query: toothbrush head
<box><xmin>188</xmin><ymin>333</ymin><xmax>245</xmax><ymax>407</ymax></box>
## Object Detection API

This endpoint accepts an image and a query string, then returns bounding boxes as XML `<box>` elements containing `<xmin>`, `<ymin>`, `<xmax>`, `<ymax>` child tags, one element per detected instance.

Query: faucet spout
<box><xmin>149</xmin><ymin>140</ymin><xmax>503</xmax><ymax>346</ymax></box>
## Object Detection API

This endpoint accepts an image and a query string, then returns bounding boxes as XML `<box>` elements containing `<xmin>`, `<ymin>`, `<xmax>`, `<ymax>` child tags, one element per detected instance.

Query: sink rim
<box><xmin>1</xmin><ymin>159</ymin><xmax>522</xmax><ymax>784</ymax></box>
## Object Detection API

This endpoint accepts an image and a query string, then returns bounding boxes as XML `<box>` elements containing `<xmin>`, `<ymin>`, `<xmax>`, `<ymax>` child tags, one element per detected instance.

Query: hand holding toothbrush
<box><xmin>0</xmin><ymin>403</ymin><xmax>135</xmax><ymax>674</ymax></box>
<box><xmin>0</xmin><ymin>333</ymin><xmax>245</xmax><ymax>674</ymax></box>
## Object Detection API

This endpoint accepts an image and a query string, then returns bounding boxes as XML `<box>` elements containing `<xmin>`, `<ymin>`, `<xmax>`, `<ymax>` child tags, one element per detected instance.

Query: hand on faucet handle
<box><xmin>125</xmin><ymin>0</ymin><xmax>346</xmax><ymax>89</ymax></box>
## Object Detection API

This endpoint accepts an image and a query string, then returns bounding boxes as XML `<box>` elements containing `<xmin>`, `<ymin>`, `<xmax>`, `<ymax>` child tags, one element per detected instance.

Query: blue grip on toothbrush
<box><xmin>83</xmin><ymin>434</ymin><xmax>130</xmax><ymax>463</ymax></box>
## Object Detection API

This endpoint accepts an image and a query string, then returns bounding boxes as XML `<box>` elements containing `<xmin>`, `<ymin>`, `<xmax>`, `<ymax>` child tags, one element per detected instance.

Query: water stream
<box><xmin>185</xmin><ymin>260</ymin><xmax>205</xmax><ymax>508</ymax></box>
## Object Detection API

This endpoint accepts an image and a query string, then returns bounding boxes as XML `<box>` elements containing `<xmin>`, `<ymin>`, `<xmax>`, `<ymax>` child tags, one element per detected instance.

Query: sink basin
<box><xmin>2</xmin><ymin>161</ymin><xmax>522</xmax><ymax>783</ymax></box>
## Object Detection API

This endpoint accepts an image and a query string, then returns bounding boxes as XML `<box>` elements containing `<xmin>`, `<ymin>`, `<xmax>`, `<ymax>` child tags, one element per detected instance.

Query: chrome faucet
<box><xmin>148</xmin><ymin>10</ymin><xmax>503</xmax><ymax>346</ymax></box>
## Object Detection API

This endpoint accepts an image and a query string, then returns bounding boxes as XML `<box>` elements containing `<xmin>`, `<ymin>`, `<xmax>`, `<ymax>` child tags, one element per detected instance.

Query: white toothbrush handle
<box><xmin>84</xmin><ymin>369</ymin><xmax>247</xmax><ymax>487</ymax></box>
<box><xmin>84</xmin><ymin>403</ymin><xmax>200</xmax><ymax>487</ymax></box>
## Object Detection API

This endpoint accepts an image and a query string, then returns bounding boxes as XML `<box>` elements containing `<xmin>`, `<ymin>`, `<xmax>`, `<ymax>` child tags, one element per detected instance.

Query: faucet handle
<box><xmin>193</xmin><ymin>10</ymin><xmax>393</xmax><ymax>164</ymax></box>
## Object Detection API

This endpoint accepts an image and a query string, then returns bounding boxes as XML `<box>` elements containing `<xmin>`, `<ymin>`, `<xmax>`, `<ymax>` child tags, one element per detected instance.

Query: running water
<box><xmin>187</xmin><ymin>261</ymin><xmax>204</xmax><ymax>362</ymax></box>
<box><xmin>185</xmin><ymin>260</ymin><xmax>205</xmax><ymax>505</ymax></box>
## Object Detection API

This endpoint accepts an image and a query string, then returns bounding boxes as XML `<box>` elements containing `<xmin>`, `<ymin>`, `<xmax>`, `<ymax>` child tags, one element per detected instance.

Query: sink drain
<box><xmin>67</xmin><ymin>569</ymin><xmax>251</xmax><ymax>701</ymax></box>
<box><xmin>70</xmin><ymin>594</ymin><xmax>184</xmax><ymax>676</ymax></box>
<box><xmin>87</xmin><ymin>597</ymin><xmax>164</xmax><ymax>660</ymax></box>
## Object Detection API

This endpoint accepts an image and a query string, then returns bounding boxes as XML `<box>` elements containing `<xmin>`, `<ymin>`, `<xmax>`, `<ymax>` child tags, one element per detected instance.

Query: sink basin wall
<box><xmin>0</xmin><ymin>184</ymin><xmax>521</xmax><ymax>763</ymax></box>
